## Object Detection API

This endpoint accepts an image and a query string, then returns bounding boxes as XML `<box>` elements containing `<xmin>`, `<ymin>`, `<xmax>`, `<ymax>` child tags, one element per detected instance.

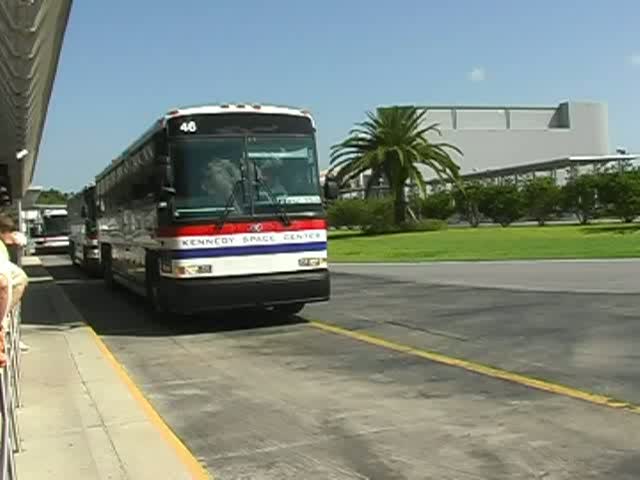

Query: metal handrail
<box><xmin>0</xmin><ymin>292</ymin><xmax>23</xmax><ymax>480</ymax></box>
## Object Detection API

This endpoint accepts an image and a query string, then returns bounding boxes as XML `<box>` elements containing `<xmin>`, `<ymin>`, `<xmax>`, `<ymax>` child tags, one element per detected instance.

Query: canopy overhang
<box><xmin>458</xmin><ymin>154</ymin><xmax>639</xmax><ymax>181</ymax></box>
<box><xmin>0</xmin><ymin>0</ymin><xmax>72</xmax><ymax>200</ymax></box>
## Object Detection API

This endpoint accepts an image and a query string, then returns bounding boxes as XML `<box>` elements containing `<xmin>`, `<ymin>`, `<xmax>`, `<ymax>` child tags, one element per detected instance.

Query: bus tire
<box><xmin>69</xmin><ymin>241</ymin><xmax>76</xmax><ymax>265</ymax></box>
<box><xmin>275</xmin><ymin>303</ymin><xmax>305</xmax><ymax>317</ymax></box>
<box><xmin>82</xmin><ymin>246</ymin><xmax>95</xmax><ymax>274</ymax></box>
<box><xmin>145</xmin><ymin>252</ymin><xmax>169</xmax><ymax>321</ymax></box>
<box><xmin>102</xmin><ymin>245</ymin><xmax>117</xmax><ymax>290</ymax></box>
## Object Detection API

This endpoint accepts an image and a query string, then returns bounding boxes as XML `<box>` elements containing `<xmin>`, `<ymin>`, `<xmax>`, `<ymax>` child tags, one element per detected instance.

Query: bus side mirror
<box><xmin>159</xmin><ymin>186</ymin><xmax>176</xmax><ymax>200</ymax></box>
<box><xmin>324</xmin><ymin>178</ymin><xmax>339</xmax><ymax>200</ymax></box>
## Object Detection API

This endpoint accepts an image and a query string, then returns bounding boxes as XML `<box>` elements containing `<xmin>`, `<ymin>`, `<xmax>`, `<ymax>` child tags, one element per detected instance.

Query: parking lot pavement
<box><xmin>42</xmin><ymin>255</ymin><xmax>640</xmax><ymax>479</ymax></box>
<box><xmin>331</xmin><ymin>259</ymin><xmax>640</xmax><ymax>294</ymax></box>
<box><xmin>306</xmin><ymin>267</ymin><xmax>640</xmax><ymax>405</ymax></box>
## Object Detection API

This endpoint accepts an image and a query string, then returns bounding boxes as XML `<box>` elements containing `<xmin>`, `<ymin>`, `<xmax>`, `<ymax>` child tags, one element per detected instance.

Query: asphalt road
<box><xmin>36</xmin><ymin>255</ymin><xmax>640</xmax><ymax>479</ymax></box>
<box><xmin>331</xmin><ymin>259</ymin><xmax>640</xmax><ymax>294</ymax></box>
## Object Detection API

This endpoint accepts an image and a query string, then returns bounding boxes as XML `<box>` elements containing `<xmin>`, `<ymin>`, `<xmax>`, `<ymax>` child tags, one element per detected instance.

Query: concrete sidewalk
<box><xmin>15</xmin><ymin>257</ymin><xmax>208</xmax><ymax>480</ymax></box>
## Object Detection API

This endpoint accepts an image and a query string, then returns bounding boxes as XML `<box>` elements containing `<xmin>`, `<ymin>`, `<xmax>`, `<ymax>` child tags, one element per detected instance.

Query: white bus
<box><xmin>29</xmin><ymin>206</ymin><xmax>70</xmax><ymax>254</ymax></box>
<box><xmin>67</xmin><ymin>185</ymin><xmax>101</xmax><ymax>273</ymax></box>
<box><xmin>94</xmin><ymin>103</ymin><xmax>338</xmax><ymax>319</ymax></box>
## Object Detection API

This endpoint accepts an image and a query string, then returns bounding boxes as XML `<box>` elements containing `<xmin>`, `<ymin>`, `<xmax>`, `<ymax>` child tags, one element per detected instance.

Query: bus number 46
<box><xmin>179</xmin><ymin>121</ymin><xmax>197</xmax><ymax>133</ymax></box>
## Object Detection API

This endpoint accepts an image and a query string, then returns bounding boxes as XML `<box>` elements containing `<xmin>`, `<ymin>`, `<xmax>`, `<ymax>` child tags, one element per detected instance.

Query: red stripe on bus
<box><xmin>157</xmin><ymin>219</ymin><xmax>327</xmax><ymax>237</ymax></box>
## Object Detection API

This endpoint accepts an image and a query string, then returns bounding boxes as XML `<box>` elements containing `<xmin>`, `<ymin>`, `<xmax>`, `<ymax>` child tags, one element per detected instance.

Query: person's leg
<box><xmin>0</xmin><ymin>273</ymin><xmax>8</xmax><ymax>368</ymax></box>
<box><xmin>7</xmin><ymin>264</ymin><xmax>29</xmax><ymax>352</ymax></box>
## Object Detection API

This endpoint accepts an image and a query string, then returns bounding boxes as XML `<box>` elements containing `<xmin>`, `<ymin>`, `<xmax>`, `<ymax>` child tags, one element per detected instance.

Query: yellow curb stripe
<box><xmin>88</xmin><ymin>328</ymin><xmax>212</xmax><ymax>480</ymax></box>
<box><xmin>310</xmin><ymin>320</ymin><xmax>640</xmax><ymax>414</ymax></box>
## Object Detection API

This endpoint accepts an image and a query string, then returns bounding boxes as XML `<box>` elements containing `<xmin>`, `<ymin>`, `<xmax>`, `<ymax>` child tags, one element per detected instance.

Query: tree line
<box><xmin>326</xmin><ymin>105</ymin><xmax>639</xmax><ymax>232</ymax></box>
<box><xmin>36</xmin><ymin>188</ymin><xmax>72</xmax><ymax>205</ymax></box>
<box><xmin>328</xmin><ymin>170</ymin><xmax>640</xmax><ymax>231</ymax></box>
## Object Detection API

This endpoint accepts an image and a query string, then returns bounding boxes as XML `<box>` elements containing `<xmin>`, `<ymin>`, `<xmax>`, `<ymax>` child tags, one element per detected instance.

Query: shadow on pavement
<box><xmin>32</xmin><ymin>262</ymin><xmax>309</xmax><ymax>338</ymax></box>
<box><xmin>21</xmin><ymin>283</ymin><xmax>86</xmax><ymax>330</ymax></box>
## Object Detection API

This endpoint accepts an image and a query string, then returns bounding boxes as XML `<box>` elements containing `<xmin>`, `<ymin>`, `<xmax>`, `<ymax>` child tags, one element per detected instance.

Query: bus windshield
<box><xmin>43</xmin><ymin>215</ymin><xmax>69</xmax><ymax>236</ymax></box>
<box><xmin>171</xmin><ymin>138</ymin><xmax>249</xmax><ymax>217</ymax></box>
<box><xmin>247</xmin><ymin>136</ymin><xmax>322</xmax><ymax>214</ymax></box>
<box><xmin>171</xmin><ymin>136</ymin><xmax>322</xmax><ymax>219</ymax></box>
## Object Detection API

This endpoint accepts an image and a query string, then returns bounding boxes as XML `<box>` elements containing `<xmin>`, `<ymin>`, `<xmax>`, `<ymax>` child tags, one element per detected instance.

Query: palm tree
<box><xmin>329</xmin><ymin>106</ymin><xmax>462</xmax><ymax>225</ymax></box>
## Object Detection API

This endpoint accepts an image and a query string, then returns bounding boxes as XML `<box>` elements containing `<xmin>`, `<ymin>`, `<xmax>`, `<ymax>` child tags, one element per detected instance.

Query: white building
<box><xmin>323</xmin><ymin>100</ymin><xmax>634</xmax><ymax>196</ymax></box>
<box><xmin>414</xmin><ymin>101</ymin><xmax>609</xmax><ymax>177</ymax></box>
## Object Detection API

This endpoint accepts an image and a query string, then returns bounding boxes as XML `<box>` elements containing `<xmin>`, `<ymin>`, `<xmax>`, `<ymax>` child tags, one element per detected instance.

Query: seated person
<box><xmin>200</xmin><ymin>158</ymin><xmax>244</xmax><ymax>211</ymax></box>
<box><xmin>0</xmin><ymin>214</ymin><xmax>29</xmax><ymax>367</ymax></box>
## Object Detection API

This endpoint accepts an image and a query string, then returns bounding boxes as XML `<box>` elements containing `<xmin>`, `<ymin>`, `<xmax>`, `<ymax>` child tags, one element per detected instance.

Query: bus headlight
<box><xmin>298</xmin><ymin>257</ymin><xmax>325</xmax><ymax>267</ymax></box>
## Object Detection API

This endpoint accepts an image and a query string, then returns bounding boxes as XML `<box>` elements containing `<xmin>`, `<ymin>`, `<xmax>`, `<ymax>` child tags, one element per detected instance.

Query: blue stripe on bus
<box><xmin>170</xmin><ymin>241</ymin><xmax>328</xmax><ymax>259</ymax></box>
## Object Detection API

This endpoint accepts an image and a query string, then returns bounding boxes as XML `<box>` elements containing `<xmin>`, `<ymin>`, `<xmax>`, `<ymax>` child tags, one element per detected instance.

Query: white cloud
<box><xmin>630</xmin><ymin>53</ymin><xmax>640</xmax><ymax>66</ymax></box>
<box><xmin>469</xmin><ymin>67</ymin><xmax>486</xmax><ymax>82</ymax></box>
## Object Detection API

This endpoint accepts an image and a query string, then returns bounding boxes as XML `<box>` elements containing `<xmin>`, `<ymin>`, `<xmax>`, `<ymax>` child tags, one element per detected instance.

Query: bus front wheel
<box><xmin>69</xmin><ymin>241</ymin><xmax>76</xmax><ymax>265</ymax></box>
<box><xmin>102</xmin><ymin>246</ymin><xmax>117</xmax><ymax>290</ymax></box>
<box><xmin>145</xmin><ymin>253</ymin><xmax>169</xmax><ymax>321</ymax></box>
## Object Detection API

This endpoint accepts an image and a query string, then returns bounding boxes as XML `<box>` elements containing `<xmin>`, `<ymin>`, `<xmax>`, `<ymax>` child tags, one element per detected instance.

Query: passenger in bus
<box><xmin>247</xmin><ymin>157</ymin><xmax>288</xmax><ymax>201</ymax></box>
<box><xmin>200</xmin><ymin>158</ymin><xmax>243</xmax><ymax>210</ymax></box>
<box><xmin>282</xmin><ymin>163</ymin><xmax>314</xmax><ymax>195</ymax></box>
<box><xmin>259</xmin><ymin>163</ymin><xmax>288</xmax><ymax>197</ymax></box>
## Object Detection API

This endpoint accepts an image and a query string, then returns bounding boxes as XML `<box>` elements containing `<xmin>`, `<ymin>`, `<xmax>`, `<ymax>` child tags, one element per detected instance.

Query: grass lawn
<box><xmin>328</xmin><ymin>223</ymin><xmax>640</xmax><ymax>262</ymax></box>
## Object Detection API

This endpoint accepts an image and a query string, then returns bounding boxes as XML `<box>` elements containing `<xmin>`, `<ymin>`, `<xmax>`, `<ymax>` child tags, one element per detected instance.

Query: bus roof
<box><xmin>67</xmin><ymin>183</ymin><xmax>94</xmax><ymax>200</ymax></box>
<box><xmin>31</xmin><ymin>203</ymin><xmax>66</xmax><ymax>210</ymax></box>
<box><xmin>96</xmin><ymin>103</ymin><xmax>314</xmax><ymax>182</ymax></box>
<box><xmin>38</xmin><ymin>207</ymin><xmax>67</xmax><ymax>216</ymax></box>
<box><xmin>165</xmin><ymin>104</ymin><xmax>314</xmax><ymax>125</ymax></box>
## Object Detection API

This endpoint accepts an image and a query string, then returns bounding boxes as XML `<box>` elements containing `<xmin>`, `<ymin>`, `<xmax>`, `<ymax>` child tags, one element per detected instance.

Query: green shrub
<box><xmin>418</xmin><ymin>191</ymin><xmax>456</xmax><ymax>220</ymax></box>
<box><xmin>361</xmin><ymin>197</ymin><xmax>395</xmax><ymax>234</ymax></box>
<box><xmin>452</xmin><ymin>181</ymin><xmax>483</xmax><ymax>227</ymax></box>
<box><xmin>327</xmin><ymin>198</ymin><xmax>368</xmax><ymax>228</ymax></box>
<box><xmin>521</xmin><ymin>177</ymin><xmax>561</xmax><ymax>226</ymax></box>
<box><xmin>597</xmin><ymin>171</ymin><xmax>640</xmax><ymax>223</ymax></box>
<box><xmin>561</xmin><ymin>174</ymin><xmax>600</xmax><ymax>224</ymax></box>
<box><xmin>478</xmin><ymin>182</ymin><xmax>525</xmax><ymax>227</ymax></box>
<box><xmin>329</xmin><ymin>196</ymin><xmax>449</xmax><ymax>234</ymax></box>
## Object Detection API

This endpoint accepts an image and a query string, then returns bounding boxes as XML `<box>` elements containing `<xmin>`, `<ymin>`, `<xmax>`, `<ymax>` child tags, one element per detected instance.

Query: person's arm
<box><xmin>0</xmin><ymin>272</ymin><xmax>9</xmax><ymax>330</ymax></box>
<box><xmin>0</xmin><ymin>268</ymin><xmax>12</xmax><ymax>353</ymax></box>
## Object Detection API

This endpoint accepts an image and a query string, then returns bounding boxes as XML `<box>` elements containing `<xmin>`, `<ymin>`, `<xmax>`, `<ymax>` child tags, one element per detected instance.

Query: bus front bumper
<box><xmin>158</xmin><ymin>269</ymin><xmax>330</xmax><ymax>314</ymax></box>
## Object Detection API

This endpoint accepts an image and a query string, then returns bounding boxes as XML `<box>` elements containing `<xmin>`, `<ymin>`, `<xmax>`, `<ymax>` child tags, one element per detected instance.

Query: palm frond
<box><xmin>407</xmin><ymin>164</ymin><xmax>428</xmax><ymax>198</ymax></box>
<box><xmin>428</xmin><ymin>141</ymin><xmax>464</xmax><ymax>157</ymax></box>
<box><xmin>330</xmin><ymin>105</ymin><xmax>463</xmax><ymax>217</ymax></box>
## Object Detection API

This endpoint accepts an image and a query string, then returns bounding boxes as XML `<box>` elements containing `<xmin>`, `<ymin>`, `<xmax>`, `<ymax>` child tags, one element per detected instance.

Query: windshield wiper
<box><xmin>215</xmin><ymin>179</ymin><xmax>245</xmax><ymax>230</ymax></box>
<box><xmin>252</xmin><ymin>168</ymin><xmax>291</xmax><ymax>226</ymax></box>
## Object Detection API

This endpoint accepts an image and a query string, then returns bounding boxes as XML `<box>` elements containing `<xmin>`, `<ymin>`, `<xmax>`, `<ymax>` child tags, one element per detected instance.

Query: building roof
<box><xmin>379</xmin><ymin>103</ymin><xmax>561</xmax><ymax>111</ymax></box>
<box><xmin>457</xmin><ymin>154</ymin><xmax>639</xmax><ymax>180</ymax></box>
<box><xmin>22</xmin><ymin>184</ymin><xmax>43</xmax><ymax>208</ymax></box>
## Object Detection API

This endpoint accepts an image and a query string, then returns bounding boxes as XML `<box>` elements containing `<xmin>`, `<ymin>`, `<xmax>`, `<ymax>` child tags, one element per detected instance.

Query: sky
<box><xmin>35</xmin><ymin>0</ymin><xmax>640</xmax><ymax>192</ymax></box>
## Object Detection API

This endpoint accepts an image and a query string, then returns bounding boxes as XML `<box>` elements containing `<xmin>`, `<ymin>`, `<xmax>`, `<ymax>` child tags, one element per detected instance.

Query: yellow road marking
<box><xmin>88</xmin><ymin>329</ymin><xmax>212</xmax><ymax>480</ymax></box>
<box><xmin>310</xmin><ymin>320</ymin><xmax>640</xmax><ymax>414</ymax></box>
